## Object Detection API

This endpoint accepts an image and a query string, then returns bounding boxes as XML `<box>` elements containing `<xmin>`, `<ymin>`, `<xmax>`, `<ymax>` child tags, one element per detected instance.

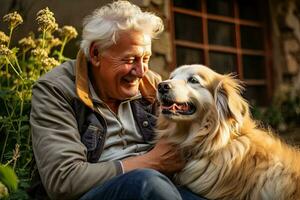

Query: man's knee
<box><xmin>125</xmin><ymin>168</ymin><xmax>181</xmax><ymax>199</ymax></box>
<box><xmin>129</xmin><ymin>168</ymin><xmax>164</xmax><ymax>178</ymax></box>
<box><xmin>127</xmin><ymin>168</ymin><xmax>170</xmax><ymax>185</ymax></box>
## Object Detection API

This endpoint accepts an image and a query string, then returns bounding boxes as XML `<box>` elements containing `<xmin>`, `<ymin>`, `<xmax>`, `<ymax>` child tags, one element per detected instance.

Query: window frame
<box><xmin>169</xmin><ymin>0</ymin><xmax>273</xmax><ymax>104</ymax></box>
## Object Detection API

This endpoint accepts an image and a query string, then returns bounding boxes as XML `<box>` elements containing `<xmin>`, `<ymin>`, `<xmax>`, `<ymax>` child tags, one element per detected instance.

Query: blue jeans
<box><xmin>79</xmin><ymin>168</ymin><xmax>207</xmax><ymax>200</ymax></box>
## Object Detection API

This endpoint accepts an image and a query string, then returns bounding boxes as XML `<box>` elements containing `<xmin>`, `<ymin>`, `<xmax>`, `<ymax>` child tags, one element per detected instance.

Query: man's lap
<box><xmin>79</xmin><ymin>168</ymin><xmax>206</xmax><ymax>200</ymax></box>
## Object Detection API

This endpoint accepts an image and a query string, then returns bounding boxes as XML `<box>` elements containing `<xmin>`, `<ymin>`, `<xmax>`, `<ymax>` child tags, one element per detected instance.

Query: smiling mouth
<box><xmin>123</xmin><ymin>77</ymin><xmax>139</xmax><ymax>85</ymax></box>
<box><xmin>160</xmin><ymin>98</ymin><xmax>196</xmax><ymax>115</ymax></box>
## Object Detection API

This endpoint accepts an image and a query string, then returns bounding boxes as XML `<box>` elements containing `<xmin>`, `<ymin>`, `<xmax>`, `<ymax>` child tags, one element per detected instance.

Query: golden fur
<box><xmin>156</xmin><ymin>64</ymin><xmax>300</xmax><ymax>200</ymax></box>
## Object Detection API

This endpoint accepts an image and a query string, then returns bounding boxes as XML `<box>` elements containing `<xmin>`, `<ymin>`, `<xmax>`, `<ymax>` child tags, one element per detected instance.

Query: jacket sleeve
<box><xmin>30</xmin><ymin>80</ymin><xmax>122</xmax><ymax>200</ymax></box>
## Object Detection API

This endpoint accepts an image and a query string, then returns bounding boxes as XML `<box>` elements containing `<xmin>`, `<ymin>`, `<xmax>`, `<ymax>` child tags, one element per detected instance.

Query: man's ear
<box><xmin>89</xmin><ymin>42</ymin><xmax>100</xmax><ymax>67</ymax></box>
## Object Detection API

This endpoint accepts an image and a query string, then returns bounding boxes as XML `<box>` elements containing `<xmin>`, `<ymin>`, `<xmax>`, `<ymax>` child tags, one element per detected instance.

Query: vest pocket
<box><xmin>82</xmin><ymin>123</ymin><xmax>106</xmax><ymax>163</ymax></box>
<box><xmin>81</xmin><ymin>124</ymin><xmax>100</xmax><ymax>151</ymax></box>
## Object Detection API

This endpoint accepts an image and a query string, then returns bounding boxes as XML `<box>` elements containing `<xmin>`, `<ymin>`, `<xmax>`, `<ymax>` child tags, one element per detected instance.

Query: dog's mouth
<box><xmin>160</xmin><ymin>98</ymin><xmax>196</xmax><ymax>115</ymax></box>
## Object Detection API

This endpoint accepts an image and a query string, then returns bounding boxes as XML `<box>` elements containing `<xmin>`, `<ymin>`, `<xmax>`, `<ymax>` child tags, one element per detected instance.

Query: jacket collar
<box><xmin>75</xmin><ymin>50</ymin><xmax>162</xmax><ymax>110</ymax></box>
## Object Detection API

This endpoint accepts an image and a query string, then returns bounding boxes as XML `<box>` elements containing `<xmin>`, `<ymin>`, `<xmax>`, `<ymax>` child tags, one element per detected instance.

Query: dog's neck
<box><xmin>185</xmin><ymin>109</ymin><xmax>239</xmax><ymax>159</ymax></box>
<box><xmin>158</xmin><ymin>120</ymin><xmax>190</xmax><ymax>144</ymax></box>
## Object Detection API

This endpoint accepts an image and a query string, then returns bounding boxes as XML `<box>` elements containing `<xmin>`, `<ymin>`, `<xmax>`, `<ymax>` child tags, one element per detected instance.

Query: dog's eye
<box><xmin>187</xmin><ymin>77</ymin><xmax>199</xmax><ymax>84</ymax></box>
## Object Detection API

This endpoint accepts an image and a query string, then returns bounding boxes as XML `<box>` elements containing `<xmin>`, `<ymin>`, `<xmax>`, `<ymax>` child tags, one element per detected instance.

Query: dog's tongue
<box><xmin>162</xmin><ymin>103</ymin><xmax>189</xmax><ymax>111</ymax></box>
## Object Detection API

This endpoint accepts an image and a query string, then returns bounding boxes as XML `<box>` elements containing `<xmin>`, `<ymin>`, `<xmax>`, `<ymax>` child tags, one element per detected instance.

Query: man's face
<box><xmin>92</xmin><ymin>30</ymin><xmax>152</xmax><ymax>101</ymax></box>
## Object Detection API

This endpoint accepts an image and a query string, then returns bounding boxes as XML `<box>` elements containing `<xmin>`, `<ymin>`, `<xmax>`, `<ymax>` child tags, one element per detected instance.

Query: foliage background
<box><xmin>0</xmin><ymin>8</ymin><xmax>77</xmax><ymax>199</ymax></box>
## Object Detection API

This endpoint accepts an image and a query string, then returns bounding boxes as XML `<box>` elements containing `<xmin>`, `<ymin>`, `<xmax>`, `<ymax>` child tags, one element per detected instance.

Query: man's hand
<box><xmin>122</xmin><ymin>139</ymin><xmax>185</xmax><ymax>175</ymax></box>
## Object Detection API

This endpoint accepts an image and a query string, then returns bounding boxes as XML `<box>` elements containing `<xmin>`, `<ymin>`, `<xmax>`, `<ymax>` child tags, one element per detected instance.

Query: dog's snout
<box><xmin>158</xmin><ymin>82</ymin><xmax>172</xmax><ymax>94</ymax></box>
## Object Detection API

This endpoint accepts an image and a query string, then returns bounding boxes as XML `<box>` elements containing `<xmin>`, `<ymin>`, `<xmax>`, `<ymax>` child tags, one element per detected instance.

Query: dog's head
<box><xmin>157</xmin><ymin>64</ymin><xmax>249</xmax><ymax>151</ymax></box>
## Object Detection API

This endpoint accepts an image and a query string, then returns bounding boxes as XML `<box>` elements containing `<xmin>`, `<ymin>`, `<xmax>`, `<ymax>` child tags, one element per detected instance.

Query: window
<box><xmin>170</xmin><ymin>0</ymin><xmax>272</xmax><ymax>106</ymax></box>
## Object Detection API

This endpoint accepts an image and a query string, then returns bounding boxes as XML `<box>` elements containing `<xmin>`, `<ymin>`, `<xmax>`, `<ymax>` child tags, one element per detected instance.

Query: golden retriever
<box><xmin>156</xmin><ymin>64</ymin><xmax>300</xmax><ymax>200</ymax></box>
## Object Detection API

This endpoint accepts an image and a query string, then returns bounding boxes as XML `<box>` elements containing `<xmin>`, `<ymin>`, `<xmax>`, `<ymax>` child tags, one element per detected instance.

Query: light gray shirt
<box><xmin>88</xmin><ymin>82</ymin><xmax>153</xmax><ymax>163</ymax></box>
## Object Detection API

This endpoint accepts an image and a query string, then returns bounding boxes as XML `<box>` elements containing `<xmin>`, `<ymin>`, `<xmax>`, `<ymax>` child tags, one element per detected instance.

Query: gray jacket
<box><xmin>30</xmin><ymin>50</ymin><xmax>161</xmax><ymax>199</ymax></box>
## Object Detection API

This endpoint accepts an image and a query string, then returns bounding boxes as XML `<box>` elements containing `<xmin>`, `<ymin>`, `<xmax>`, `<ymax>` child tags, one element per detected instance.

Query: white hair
<box><xmin>80</xmin><ymin>0</ymin><xmax>164</xmax><ymax>58</ymax></box>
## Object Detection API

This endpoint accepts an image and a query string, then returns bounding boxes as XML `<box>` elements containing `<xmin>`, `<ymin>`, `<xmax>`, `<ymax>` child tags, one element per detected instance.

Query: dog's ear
<box><xmin>214</xmin><ymin>75</ymin><xmax>248</xmax><ymax>125</ymax></box>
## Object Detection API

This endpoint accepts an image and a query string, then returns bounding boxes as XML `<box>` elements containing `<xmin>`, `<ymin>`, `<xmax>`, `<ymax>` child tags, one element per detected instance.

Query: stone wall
<box><xmin>270</xmin><ymin>0</ymin><xmax>300</xmax><ymax>98</ymax></box>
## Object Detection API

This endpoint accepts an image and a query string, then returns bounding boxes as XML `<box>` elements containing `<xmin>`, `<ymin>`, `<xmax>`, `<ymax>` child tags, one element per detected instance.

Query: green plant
<box><xmin>251</xmin><ymin>94</ymin><xmax>300</xmax><ymax>132</ymax></box>
<box><xmin>0</xmin><ymin>8</ymin><xmax>77</xmax><ymax>199</ymax></box>
<box><xmin>280</xmin><ymin>95</ymin><xmax>300</xmax><ymax>126</ymax></box>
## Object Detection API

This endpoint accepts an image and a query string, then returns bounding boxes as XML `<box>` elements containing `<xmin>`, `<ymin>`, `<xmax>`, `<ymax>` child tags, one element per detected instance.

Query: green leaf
<box><xmin>0</xmin><ymin>165</ymin><xmax>19</xmax><ymax>192</ymax></box>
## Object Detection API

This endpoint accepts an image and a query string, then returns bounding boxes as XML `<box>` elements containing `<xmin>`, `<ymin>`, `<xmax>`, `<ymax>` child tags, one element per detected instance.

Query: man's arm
<box><xmin>30</xmin><ymin>80</ymin><xmax>122</xmax><ymax>200</ymax></box>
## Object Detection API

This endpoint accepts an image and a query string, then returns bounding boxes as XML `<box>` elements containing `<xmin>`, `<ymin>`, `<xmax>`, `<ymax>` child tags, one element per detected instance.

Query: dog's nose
<box><xmin>158</xmin><ymin>82</ymin><xmax>172</xmax><ymax>94</ymax></box>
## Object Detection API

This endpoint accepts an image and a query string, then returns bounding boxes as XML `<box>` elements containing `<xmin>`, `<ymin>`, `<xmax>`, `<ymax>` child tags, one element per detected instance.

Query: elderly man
<box><xmin>30</xmin><ymin>1</ymin><xmax>206</xmax><ymax>200</ymax></box>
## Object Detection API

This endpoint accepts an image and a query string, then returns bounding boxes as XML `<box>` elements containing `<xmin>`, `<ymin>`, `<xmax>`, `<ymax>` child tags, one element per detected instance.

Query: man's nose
<box><xmin>132</xmin><ymin>61</ymin><xmax>145</xmax><ymax>78</ymax></box>
<box><xmin>158</xmin><ymin>82</ymin><xmax>172</xmax><ymax>94</ymax></box>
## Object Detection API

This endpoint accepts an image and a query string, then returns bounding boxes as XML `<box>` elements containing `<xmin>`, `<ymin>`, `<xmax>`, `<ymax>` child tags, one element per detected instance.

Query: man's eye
<box><xmin>125</xmin><ymin>59</ymin><xmax>134</xmax><ymax>64</ymax></box>
<box><xmin>187</xmin><ymin>77</ymin><xmax>199</xmax><ymax>84</ymax></box>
